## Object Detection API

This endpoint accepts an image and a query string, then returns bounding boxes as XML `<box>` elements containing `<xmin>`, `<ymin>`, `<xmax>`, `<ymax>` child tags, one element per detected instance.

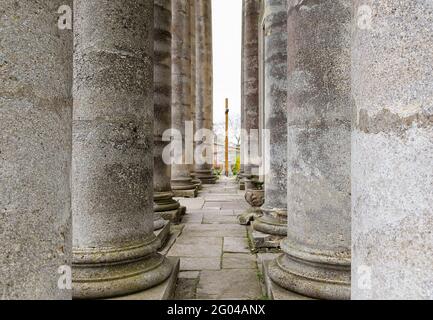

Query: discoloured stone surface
<box><xmin>351</xmin><ymin>0</ymin><xmax>433</xmax><ymax>300</ymax></box>
<box><xmin>268</xmin><ymin>0</ymin><xmax>352</xmax><ymax>300</ymax></box>
<box><xmin>180</xmin><ymin>257</ymin><xmax>221</xmax><ymax>271</ymax></box>
<box><xmin>72</xmin><ymin>0</ymin><xmax>172</xmax><ymax>299</ymax></box>
<box><xmin>0</xmin><ymin>0</ymin><xmax>72</xmax><ymax>300</ymax></box>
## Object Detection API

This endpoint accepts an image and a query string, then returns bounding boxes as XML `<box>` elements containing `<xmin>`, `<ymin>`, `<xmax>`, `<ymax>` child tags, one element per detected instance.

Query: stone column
<box><xmin>352</xmin><ymin>0</ymin><xmax>433</xmax><ymax>300</ymax></box>
<box><xmin>252</xmin><ymin>0</ymin><xmax>288</xmax><ymax>248</ymax></box>
<box><xmin>194</xmin><ymin>0</ymin><xmax>217</xmax><ymax>184</ymax></box>
<box><xmin>239</xmin><ymin>0</ymin><xmax>247</xmax><ymax>190</ymax></box>
<box><xmin>72</xmin><ymin>0</ymin><xmax>172</xmax><ymax>299</ymax></box>
<box><xmin>268</xmin><ymin>1</ymin><xmax>352</xmax><ymax>300</ymax></box>
<box><xmin>189</xmin><ymin>0</ymin><xmax>202</xmax><ymax>190</ymax></box>
<box><xmin>0</xmin><ymin>0</ymin><xmax>72</xmax><ymax>300</ymax></box>
<box><xmin>171</xmin><ymin>0</ymin><xmax>198</xmax><ymax>197</ymax></box>
<box><xmin>154</xmin><ymin>0</ymin><xmax>181</xmax><ymax>229</ymax></box>
<box><xmin>242</xmin><ymin>0</ymin><xmax>260</xmax><ymax>180</ymax></box>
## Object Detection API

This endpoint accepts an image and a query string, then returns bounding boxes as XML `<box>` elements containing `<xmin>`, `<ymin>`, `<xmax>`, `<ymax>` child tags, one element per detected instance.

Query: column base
<box><xmin>72</xmin><ymin>236</ymin><xmax>173</xmax><ymax>299</ymax></box>
<box><xmin>110</xmin><ymin>257</ymin><xmax>180</xmax><ymax>300</ymax></box>
<box><xmin>267</xmin><ymin>239</ymin><xmax>351</xmax><ymax>300</ymax></box>
<box><xmin>171</xmin><ymin>178</ymin><xmax>198</xmax><ymax>198</ymax></box>
<box><xmin>251</xmin><ymin>207</ymin><xmax>287</xmax><ymax>248</ymax></box>
<box><xmin>237</xmin><ymin>207</ymin><xmax>261</xmax><ymax>225</ymax></box>
<box><xmin>262</xmin><ymin>260</ymin><xmax>313</xmax><ymax>300</ymax></box>
<box><xmin>194</xmin><ymin>169</ymin><xmax>217</xmax><ymax>184</ymax></box>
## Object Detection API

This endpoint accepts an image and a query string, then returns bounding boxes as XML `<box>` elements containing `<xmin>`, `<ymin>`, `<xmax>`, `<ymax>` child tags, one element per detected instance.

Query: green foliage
<box><xmin>232</xmin><ymin>155</ymin><xmax>241</xmax><ymax>176</ymax></box>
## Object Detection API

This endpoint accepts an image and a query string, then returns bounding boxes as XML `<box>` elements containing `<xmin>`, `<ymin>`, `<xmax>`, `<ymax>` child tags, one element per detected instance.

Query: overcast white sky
<box><xmin>212</xmin><ymin>0</ymin><xmax>242</xmax><ymax>125</ymax></box>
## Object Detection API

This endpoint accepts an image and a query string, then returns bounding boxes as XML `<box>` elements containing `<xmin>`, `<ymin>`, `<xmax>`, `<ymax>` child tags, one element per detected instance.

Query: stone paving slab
<box><xmin>168</xmin><ymin>236</ymin><xmax>222</xmax><ymax>257</ymax></box>
<box><xmin>177</xmin><ymin>197</ymin><xmax>205</xmax><ymax>210</ymax></box>
<box><xmin>202</xmin><ymin>214</ymin><xmax>238</xmax><ymax>224</ymax></box>
<box><xmin>223</xmin><ymin>237</ymin><xmax>250</xmax><ymax>253</ymax></box>
<box><xmin>223</xmin><ymin>253</ymin><xmax>256</xmax><ymax>269</ymax></box>
<box><xmin>179</xmin><ymin>271</ymin><xmax>200</xmax><ymax>279</ymax></box>
<box><xmin>183</xmin><ymin>224</ymin><xmax>247</xmax><ymax>238</ymax></box>
<box><xmin>179</xmin><ymin>257</ymin><xmax>221</xmax><ymax>271</ymax></box>
<box><xmin>196</xmin><ymin>269</ymin><xmax>262</xmax><ymax>300</ymax></box>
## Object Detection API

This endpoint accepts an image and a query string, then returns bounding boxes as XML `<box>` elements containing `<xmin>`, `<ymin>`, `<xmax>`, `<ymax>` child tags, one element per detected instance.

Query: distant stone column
<box><xmin>239</xmin><ymin>0</ymin><xmax>247</xmax><ymax>189</ymax></box>
<box><xmin>194</xmin><ymin>0</ymin><xmax>217</xmax><ymax>184</ymax></box>
<box><xmin>0</xmin><ymin>0</ymin><xmax>72</xmax><ymax>300</ymax></box>
<box><xmin>268</xmin><ymin>1</ymin><xmax>352</xmax><ymax>300</ymax></box>
<box><xmin>72</xmin><ymin>0</ymin><xmax>172</xmax><ymax>299</ymax></box>
<box><xmin>154</xmin><ymin>0</ymin><xmax>181</xmax><ymax>228</ymax></box>
<box><xmin>352</xmin><ymin>0</ymin><xmax>433</xmax><ymax>300</ymax></box>
<box><xmin>189</xmin><ymin>0</ymin><xmax>202</xmax><ymax>190</ymax></box>
<box><xmin>252</xmin><ymin>0</ymin><xmax>288</xmax><ymax>247</ymax></box>
<box><xmin>171</xmin><ymin>0</ymin><xmax>198</xmax><ymax>197</ymax></box>
<box><xmin>242</xmin><ymin>0</ymin><xmax>260</xmax><ymax>179</ymax></box>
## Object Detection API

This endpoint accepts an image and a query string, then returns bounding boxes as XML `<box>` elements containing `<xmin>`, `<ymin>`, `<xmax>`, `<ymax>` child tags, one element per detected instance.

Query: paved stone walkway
<box><xmin>167</xmin><ymin>177</ymin><xmax>265</xmax><ymax>300</ymax></box>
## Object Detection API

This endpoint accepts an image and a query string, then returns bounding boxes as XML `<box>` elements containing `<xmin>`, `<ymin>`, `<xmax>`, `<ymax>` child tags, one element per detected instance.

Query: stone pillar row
<box><xmin>262</xmin><ymin>0</ymin><xmax>433</xmax><ymax>300</ymax></box>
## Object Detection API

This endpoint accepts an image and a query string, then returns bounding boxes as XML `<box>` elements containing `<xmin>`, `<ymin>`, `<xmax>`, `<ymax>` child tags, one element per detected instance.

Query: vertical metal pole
<box><xmin>225</xmin><ymin>98</ymin><xmax>230</xmax><ymax>177</ymax></box>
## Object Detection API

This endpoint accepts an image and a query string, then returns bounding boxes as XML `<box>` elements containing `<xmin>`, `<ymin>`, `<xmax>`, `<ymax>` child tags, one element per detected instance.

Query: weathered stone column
<box><xmin>252</xmin><ymin>0</ymin><xmax>288</xmax><ymax>248</ymax></box>
<box><xmin>352</xmin><ymin>1</ymin><xmax>433</xmax><ymax>300</ymax></box>
<box><xmin>0</xmin><ymin>0</ymin><xmax>72</xmax><ymax>300</ymax></box>
<box><xmin>239</xmin><ymin>0</ymin><xmax>247</xmax><ymax>190</ymax></box>
<box><xmin>242</xmin><ymin>0</ymin><xmax>260</xmax><ymax>179</ymax></box>
<box><xmin>72</xmin><ymin>0</ymin><xmax>172</xmax><ymax>299</ymax></box>
<box><xmin>268</xmin><ymin>1</ymin><xmax>352</xmax><ymax>300</ymax></box>
<box><xmin>154</xmin><ymin>0</ymin><xmax>181</xmax><ymax>229</ymax></box>
<box><xmin>194</xmin><ymin>0</ymin><xmax>217</xmax><ymax>184</ymax></box>
<box><xmin>171</xmin><ymin>0</ymin><xmax>198</xmax><ymax>197</ymax></box>
<box><xmin>189</xmin><ymin>0</ymin><xmax>202</xmax><ymax>190</ymax></box>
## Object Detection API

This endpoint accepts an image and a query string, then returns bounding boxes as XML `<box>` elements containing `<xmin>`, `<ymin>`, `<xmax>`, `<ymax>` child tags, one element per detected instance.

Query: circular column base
<box><xmin>72</xmin><ymin>236</ymin><xmax>173</xmax><ymax>299</ymax></box>
<box><xmin>268</xmin><ymin>239</ymin><xmax>351</xmax><ymax>300</ymax></box>
<box><xmin>194</xmin><ymin>170</ymin><xmax>217</xmax><ymax>185</ymax></box>
<box><xmin>252</xmin><ymin>207</ymin><xmax>287</xmax><ymax>236</ymax></box>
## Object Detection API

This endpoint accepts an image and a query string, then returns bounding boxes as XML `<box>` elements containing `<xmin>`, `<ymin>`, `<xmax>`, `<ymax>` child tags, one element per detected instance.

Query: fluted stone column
<box><xmin>252</xmin><ymin>0</ymin><xmax>288</xmax><ymax>247</ymax></box>
<box><xmin>268</xmin><ymin>1</ymin><xmax>352</xmax><ymax>300</ymax></box>
<box><xmin>352</xmin><ymin>0</ymin><xmax>433</xmax><ymax>300</ymax></box>
<box><xmin>72</xmin><ymin>0</ymin><xmax>172</xmax><ymax>299</ymax></box>
<box><xmin>0</xmin><ymin>0</ymin><xmax>72</xmax><ymax>300</ymax></box>
<box><xmin>242</xmin><ymin>0</ymin><xmax>260</xmax><ymax>180</ymax></box>
<box><xmin>194</xmin><ymin>0</ymin><xmax>217</xmax><ymax>184</ymax></box>
<box><xmin>154</xmin><ymin>0</ymin><xmax>181</xmax><ymax>228</ymax></box>
<box><xmin>171</xmin><ymin>0</ymin><xmax>198</xmax><ymax>197</ymax></box>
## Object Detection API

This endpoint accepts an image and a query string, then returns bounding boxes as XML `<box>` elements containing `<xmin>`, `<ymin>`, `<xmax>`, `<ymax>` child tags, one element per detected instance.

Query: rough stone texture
<box><xmin>351</xmin><ymin>0</ymin><xmax>433</xmax><ymax>300</ymax></box>
<box><xmin>194</xmin><ymin>0</ymin><xmax>217</xmax><ymax>184</ymax></box>
<box><xmin>0</xmin><ymin>0</ymin><xmax>72</xmax><ymax>300</ymax></box>
<box><xmin>171</xmin><ymin>0</ymin><xmax>197</xmax><ymax>196</ymax></box>
<box><xmin>72</xmin><ymin>0</ymin><xmax>172</xmax><ymax>299</ymax></box>
<box><xmin>242</xmin><ymin>0</ymin><xmax>260</xmax><ymax>176</ymax></box>
<box><xmin>154</xmin><ymin>0</ymin><xmax>181</xmax><ymax>229</ymax></box>
<box><xmin>268</xmin><ymin>0</ymin><xmax>352</xmax><ymax>300</ymax></box>
<box><xmin>253</xmin><ymin>0</ymin><xmax>288</xmax><ymax>241</ymax></box>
